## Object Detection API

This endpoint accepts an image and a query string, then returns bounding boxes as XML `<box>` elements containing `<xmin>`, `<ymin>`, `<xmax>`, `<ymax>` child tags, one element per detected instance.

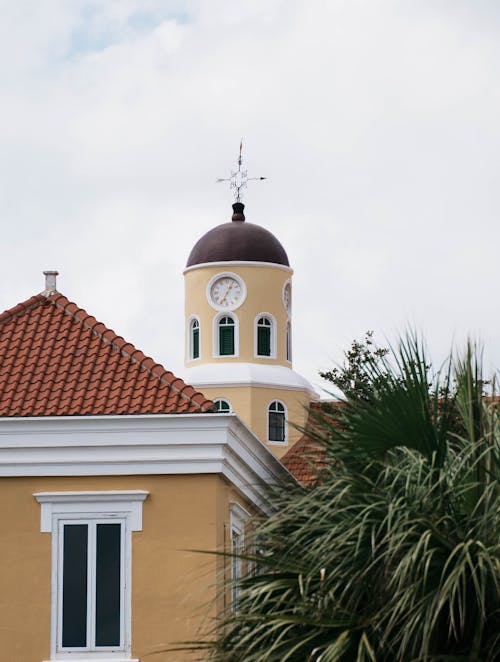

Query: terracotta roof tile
<box><xmin>0</xmin><ymin>291</ymin><xmax>214</xmax><ymax>417</ymax></box>
<box><xmin>281</xmin><ymin>401</ymin><xmax>341</xmax><ymax>485</ymax></box>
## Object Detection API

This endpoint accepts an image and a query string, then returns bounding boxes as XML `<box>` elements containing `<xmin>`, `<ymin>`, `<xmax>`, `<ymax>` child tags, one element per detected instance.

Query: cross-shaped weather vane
<box><xmin>216</xmin><ymin>140</ymin><xmax>266</xmax><ymax>202</ymax></box>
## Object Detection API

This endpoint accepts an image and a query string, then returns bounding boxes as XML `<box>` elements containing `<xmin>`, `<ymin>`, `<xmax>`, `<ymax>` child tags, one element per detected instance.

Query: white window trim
<box><xmin>229</xmin><ymin>503</ymin><xmax>250</xmax><ymax>611</ymax></box>
<box><xmin>253</xmin><ymin>312</ymin><xmax>277</xmax><ymax>360</ymax></box>
<box><xmin>35</xmin><ymin>491</ymin><xmax>148</xmax><ymax>662</ymax></box>
<box><xmin>213</xmin><ymin>398</ymin><xmax>232</xmax><ymax>413</ymax></box>
<box><xmin>187</xmin><ymin>315</ymin><xmax>201</xmax><ymax>362</ymax></box>
<box><xmin>267</xmin><ymin>400</ymin><xmax>288</xmax><ymax>445</ymax></box>
<box><xmin>213</xmin><ymin>312</ymin><xmax>240</xmax><ymax>358</ymax></box>
<box><xmin>282</xmin><ymin>279</ymin><xmax>292</xmax><ymax>316</ymax></box>
<box><xmin>285</xmin><ymin>319</ymin><xmax>292</xmax><ymax>363</ymax></box>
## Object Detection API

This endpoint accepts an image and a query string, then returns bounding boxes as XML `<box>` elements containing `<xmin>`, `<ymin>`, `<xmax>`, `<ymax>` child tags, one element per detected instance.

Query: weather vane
<box><xmin>216</xmin><ymin>140</ymin><xmax>266</xmax><ymax>202</ymax></box>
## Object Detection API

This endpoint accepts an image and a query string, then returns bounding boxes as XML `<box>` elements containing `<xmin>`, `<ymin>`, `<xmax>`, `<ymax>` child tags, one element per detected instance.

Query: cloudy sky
<box><xmin>1</xmin><ymin>0</ymin><xmax>499</xmax><ymax>393</ymax></box>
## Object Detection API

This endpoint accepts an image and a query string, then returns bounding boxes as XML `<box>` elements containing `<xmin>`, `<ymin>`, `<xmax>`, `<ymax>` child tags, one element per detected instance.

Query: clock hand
<box><xmin>220</xmin><ymin>282</ymin><xmax>233</xmax><ymax>304</ymax></box>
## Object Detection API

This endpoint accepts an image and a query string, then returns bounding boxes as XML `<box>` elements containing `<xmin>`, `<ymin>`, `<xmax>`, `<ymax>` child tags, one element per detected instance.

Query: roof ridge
<box><xmin>48</xmin><ymin>292</ymin><xmax>213</xmax><ymax>413</ymax></box>
<box><xmin>0</xmin><ymin>294</ymin><xmax>46</xmax><ymax>327</ymax></box>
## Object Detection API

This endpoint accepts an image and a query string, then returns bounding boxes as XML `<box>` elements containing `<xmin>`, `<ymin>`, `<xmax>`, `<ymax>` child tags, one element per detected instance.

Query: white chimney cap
<box><xmin>43</xmin><ymin>270</ymin><xmax>59</xmax><ymax>295</ymax></box>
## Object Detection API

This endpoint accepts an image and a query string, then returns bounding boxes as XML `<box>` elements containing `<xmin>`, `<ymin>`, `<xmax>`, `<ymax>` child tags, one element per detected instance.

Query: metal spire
<box><xmin>216</xmin><ymin>140</ymin><xmax>266</xmax><ymax>202</ymax></box>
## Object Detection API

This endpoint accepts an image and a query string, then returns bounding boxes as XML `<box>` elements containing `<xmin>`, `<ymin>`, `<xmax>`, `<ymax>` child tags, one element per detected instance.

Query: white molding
<box><xmin>183</xmin><ymin>362</ymin><xmax>317</xmax><ymax>396</ymax></box>
<box><xmin>230</xmin><ymin>502</ymin><xmax>250</xmax><ymax>534</ymax></box>
<box><xmin>34</xmin><ymin>491</ymin><xmax>149</xmax><ymax>532</ymax></box>
<box><xmin>213</xmin><ymin>398</ymin><xmax>232</xmax><ymax>413</ymax></box>
<box><xmin>184</xmin><ymin>261</ymin><xmax>294</xmax><ymax>275</ymax></box>
<box><xmin>253</xmin><ymin>312</ymin><xmax>277</xmax><ymax>360</ymax></box>
<box><xmin>186</xmin><ymin>315</ymin><xmax>201</xmax><ymax>362</ymax></box>
<box><xmin>0</xmin><ymin>414</ymin><xmax>290</xmax><ymax>514</ymax></box>
<box><xmin>285</xmin><ymin>319</ymin><xmax>292</xmax><ymax>363</ymax></box>
<box><xmin>267</xmin><ymin>399</ymin><xmax>288</xmax><ymax>445</ymax></box>
<box><xmin>35</xmin><ymin>492</ymin><xmax>147</xmax><ymax>661</ymax></box>
<box><xmin>282</xmin><ymin>279</ymin><xmax>292</xmax><ymax>316</ymax></box>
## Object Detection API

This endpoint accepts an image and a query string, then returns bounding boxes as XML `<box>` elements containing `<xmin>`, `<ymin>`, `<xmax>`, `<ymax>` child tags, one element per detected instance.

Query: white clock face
<box><xmin>208</xmin><ymin>274</ymin><xmax>246</xmax><ymax>310</ymax></box>
<box><xmin>283</xmin><ymin>282</ymin><xmax>291</xmax><ymax>315</ymax></box>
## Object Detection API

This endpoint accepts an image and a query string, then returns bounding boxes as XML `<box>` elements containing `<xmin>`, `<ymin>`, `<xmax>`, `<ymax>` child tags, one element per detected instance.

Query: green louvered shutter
<box><xmin>257</xmin><ymin>318</ymin><xmax>271</xmax><ymax>356</ymax></box>
<box><xmin>219</xmin><ymin>317</ymin><xmax>234</xmax><ymax>355</ymax></box>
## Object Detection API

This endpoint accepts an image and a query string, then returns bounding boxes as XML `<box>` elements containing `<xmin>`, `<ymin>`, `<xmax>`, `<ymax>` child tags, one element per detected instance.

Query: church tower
<box><xmin>183</xmin><ymin>198</ymin><xmax>315</xmax><ymax>459</ymax></box>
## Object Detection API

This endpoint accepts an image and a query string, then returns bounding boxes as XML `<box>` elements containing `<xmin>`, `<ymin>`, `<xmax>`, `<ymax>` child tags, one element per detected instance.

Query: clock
<box><xmin>207</xmin><ymin>273</ymin><xmax>246</xmax><ymax>311</ymax></box>
<box><xmin>283</xmin><ymin>281</ymin><xmax>291</xmax><ymax>315</ymax></box>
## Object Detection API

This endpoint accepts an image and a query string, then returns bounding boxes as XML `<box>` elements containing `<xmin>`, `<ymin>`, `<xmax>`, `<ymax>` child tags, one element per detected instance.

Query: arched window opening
<box><xmin>268</xmin><ymin>401</ymin><xmax>286</xmax><ymax>443</ymax></box>
<box><xmin>286</xmin><ymin>321</ymin><xmax>292</xmax><ymax>362</ymax></box>
<box><xmin>190</xmin><ymin>318</ymin><xmax>200</xmax><ymax>359</ymax></box>
<box><xmin>219</xmin><ymin>316</ymin><xmax>235</xmax><ymax>356</ymax></box>
<box><xmin>214</xmin><ymin>398</ymin><xmax>231</xmax><ymax>413</ymax></box>
<box><xmin>257</xmin><ymin>317</ymin><xmax>272</xmax><ymax>356</ymax></box>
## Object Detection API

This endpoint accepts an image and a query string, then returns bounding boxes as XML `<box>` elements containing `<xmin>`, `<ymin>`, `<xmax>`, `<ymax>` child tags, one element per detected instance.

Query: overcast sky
<box><xmin>1</xmin><ymin>0</ymin><xmax>499</xmax><ymax>394</ymax></box>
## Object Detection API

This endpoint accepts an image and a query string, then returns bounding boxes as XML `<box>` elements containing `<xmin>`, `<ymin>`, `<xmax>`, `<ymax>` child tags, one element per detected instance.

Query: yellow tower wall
<box><xmin>184</xmin><ymin>262</ymin><xmax>314</xmax><ymax>458</ymax></box>
<box><xmin>184</xmin><ymin>263</ymin><xmax>292</xmax><ymax>366</ymax></box>
<box><xmin>200</xmin><ymin>386</ymin><xmax>310</xmax><ymax>459</ymax></box>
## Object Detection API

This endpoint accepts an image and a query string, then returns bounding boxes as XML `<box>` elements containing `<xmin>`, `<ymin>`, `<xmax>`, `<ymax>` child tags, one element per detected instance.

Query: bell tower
<box><xmin>183</xmin><ymin>196</ymin><xmax>315</xmax><ymax>459</ymax></box>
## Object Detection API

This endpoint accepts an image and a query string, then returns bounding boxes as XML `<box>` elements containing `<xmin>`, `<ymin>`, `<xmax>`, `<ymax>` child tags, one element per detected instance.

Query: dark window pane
<box><xmin>219</xmin><ymin>326</ymin><xmax>234</xmax><ymax>355</ymax></box>
<box><xmin>257</xmin><ymin>326</ymin><xmax>271</xmax><ymax>356</ymax></box>
<box><xmin>269</xmin><ymin>411</ymin><xmax>285</xmax><ymax>442</ymax></box>
<box><xmin>96</xmin><ymin>523</ymin><xmax>121</xmax><ymax>647</ymax></box>
<box><xmin>63</xmin><ymin>524</ymin><xmax>88</xmax><ymax>648</ymax></box>
<box><xmin>192</xmin><ymin>327</ymin><xmax>199</xmax><ymax>359</ymax></box>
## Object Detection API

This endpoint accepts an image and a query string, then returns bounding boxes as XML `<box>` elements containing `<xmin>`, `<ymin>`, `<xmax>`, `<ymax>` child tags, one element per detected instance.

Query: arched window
<box><xmin>218</xmin><ymin>316</ymin><xmax>235</xmax><ymax>356</ymax></box>
<box><xmin>256</xmin><ymin>317</ymin><xmax>271</xmax><ymax>356</ymax></box>
<box><xmin>213</xmin><ymin>398</ymin><xmax>231</xmax><ymax>413</ymax></box>
<box><xmin>286</xmin><ymin>321</ymin><xmax>292</xmax><ymax>362</ymax></box>
<box><xmin>190</xmin><ymin>318</ymin><xmax>200</xmax><ymax>360</ymax></box>
<box><xmin>268</xmin><ymin>401</ymin><xmax>286</xmax><ymax>443</ymax></box>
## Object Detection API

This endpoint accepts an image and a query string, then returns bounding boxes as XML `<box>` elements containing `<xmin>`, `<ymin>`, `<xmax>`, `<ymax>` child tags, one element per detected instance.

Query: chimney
<box><xmin>43</xmin><ymin>270</ymin><xmax>59</xmax><ymax>295</ymax></box>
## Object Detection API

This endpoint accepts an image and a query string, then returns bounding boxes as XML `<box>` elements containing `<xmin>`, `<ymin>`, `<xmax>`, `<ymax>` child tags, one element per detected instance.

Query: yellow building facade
<box><xmin>0</xmin><ymin>283</ymin><xmax>289</xmax><ymax>662</ymax></box>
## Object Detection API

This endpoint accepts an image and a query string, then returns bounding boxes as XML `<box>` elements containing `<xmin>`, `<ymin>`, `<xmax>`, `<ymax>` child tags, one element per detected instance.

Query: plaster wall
<box><xmin>198</xmin><ymin>385</ymin><xmax>310</xmax><ymax>459</ymax></box>
<box><xmin>0</xmin><ymin>473</ymin><xmax>248</xmax><ymax>662</ymax></box>
<box><xmin>185</xmin><ymin>263</ymin><xmax>292</xmax><ymax>367</ymax></box>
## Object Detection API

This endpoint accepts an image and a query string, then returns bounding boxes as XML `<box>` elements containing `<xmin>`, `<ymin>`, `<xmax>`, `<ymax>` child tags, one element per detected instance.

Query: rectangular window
<box><xmin>269</xmin><ymin>412</ymin><xmax>285</xmax><ymax>442</ymax></box>
<box><xmin>34</xmin><ymin>490</ymin><xmax>148</xmax><ymax>662</ymax></box>
<box><xmin>257</xmin><ymin>327</ymin><xmax>271</xmax><ymax>356</ymax></box>
<box><xmin>192</xmin><ymin>327</ymin><xmax>200</xmax><ymax>359</ymax></box>
<box><xmin>229</xmin><ymin>503</ymin><xmax>250</xmax><ymax>613</ymax></box>
<box><xmin>59</xmin><ymin>520</ymin><xmax>124</xmax><ymax>652</ymax></box>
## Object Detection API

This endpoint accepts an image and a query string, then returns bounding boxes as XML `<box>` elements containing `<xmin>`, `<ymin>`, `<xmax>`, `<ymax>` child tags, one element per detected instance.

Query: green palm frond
<box><xmin>195</xmin><ymin>334</ymin><xmax>500</xmax><ymax>661</ymax></box>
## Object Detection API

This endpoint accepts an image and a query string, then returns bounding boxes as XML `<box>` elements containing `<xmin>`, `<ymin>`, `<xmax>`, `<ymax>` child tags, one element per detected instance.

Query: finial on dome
<box><xmin>232</xmin><ymin>202</ymin><xmax>245</xmax><ymax>222</ymax></box>
<box><xmin>216</xmin><ymin>139</ymin><xmax>266</xmax><ymax>203</ymax></box>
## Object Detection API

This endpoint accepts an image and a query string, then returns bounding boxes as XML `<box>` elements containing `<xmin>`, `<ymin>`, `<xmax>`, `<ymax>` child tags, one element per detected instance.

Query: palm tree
<box><xmin>199</xmin><ymin>335</ymin><xmax>500</xmax><ymax>661</ymax></box>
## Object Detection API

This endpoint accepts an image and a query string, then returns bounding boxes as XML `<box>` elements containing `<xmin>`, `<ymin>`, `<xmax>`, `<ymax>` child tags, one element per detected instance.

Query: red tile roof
<box><xmin>0</xmin><ymin>292</ymin><xmax>214</xmax><ymax>417</ymax></box>
<box><xmin>282</xmin><ymin>401</ymin><xmax>340</xmax><ymax>485</ymax></box>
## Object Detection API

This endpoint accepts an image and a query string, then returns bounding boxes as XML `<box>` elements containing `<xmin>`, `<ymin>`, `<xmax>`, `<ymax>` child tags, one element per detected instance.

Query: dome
<box><xmin>186</xmin><ymin>203</ymin><xmax>289</xmax><ymax>267</ymax></box>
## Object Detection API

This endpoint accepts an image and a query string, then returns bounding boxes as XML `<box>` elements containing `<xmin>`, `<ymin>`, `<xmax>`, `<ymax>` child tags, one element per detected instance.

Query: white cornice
<box><xmin>184</xmin><ymin>261</ymin><xmax>294</xmax><ymax>275</ymax></box>
<box><xmin>0</xmin><ymin>414</ymin><xmax>291</xmax><ymax>514</ymax></box>
<box><xmin>183</xmin><ymin>362</ymin><xmax>318</xmax><ymax>396</ymax></box>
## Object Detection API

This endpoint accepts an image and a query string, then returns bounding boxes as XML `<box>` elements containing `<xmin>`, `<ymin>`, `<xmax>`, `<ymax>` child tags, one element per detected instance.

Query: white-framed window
<box><xmin>286</xmin><ymin>320</ymin><xmax>292</xmax><ymax>362</ymax></box>
<box><xmin>268</xmin><ymin>400</ymin><xmax>287</xmax><ymax>444</ymax></box>
<box><xmin>230</xmin><ymin>503</ymin><xmax>250</xmax><ymax>611</ymax></box>
<box><xmin>213</xmin><ymin>312</ymin><xmax>239</xmax><ymax>358</ymax></box>
<box><xmin>34</xmin><ymin>491</ymin><xmax>148</xmax><ymax>662</ymax></box>
<box><xmin>254</xmin><ymin>313</ymin><xmax>276</xmax><ymax>359</ymax></box>
<box><xmin>213</xmin><ymin>398</ymin><xmax>232</xmax><ymax>413</ymax></box>
<box><xmin>188</xmin><ymin>316</ymin><xmax>200</xmax><ymax>360</ymax></box>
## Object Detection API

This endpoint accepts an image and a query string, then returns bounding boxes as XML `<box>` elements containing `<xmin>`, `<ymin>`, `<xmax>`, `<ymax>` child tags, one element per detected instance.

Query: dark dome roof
<box><xmin>186</xmin><ymin>203</ymin><xmax>289</xmax><ymax>268</ymax></box>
